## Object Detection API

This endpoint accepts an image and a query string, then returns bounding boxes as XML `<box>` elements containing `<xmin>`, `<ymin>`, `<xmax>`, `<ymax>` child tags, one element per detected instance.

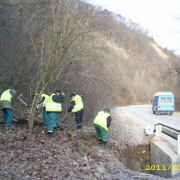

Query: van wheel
<box><xmin>153</xmin><ymin>111</ymin><xmax>155</xmax><ymax>114</ymax></box>
<box><xmin>170</xmin><ymin>112</ymin><xmax>173</xmax><ymax>115</ymax></box>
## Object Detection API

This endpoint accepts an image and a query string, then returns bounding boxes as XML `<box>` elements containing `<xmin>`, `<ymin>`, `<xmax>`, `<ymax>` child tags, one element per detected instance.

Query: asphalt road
<box><xmin>123</xmin><ymin>104</ymin><xmax>180</xmax><ymax>131</ymax></box>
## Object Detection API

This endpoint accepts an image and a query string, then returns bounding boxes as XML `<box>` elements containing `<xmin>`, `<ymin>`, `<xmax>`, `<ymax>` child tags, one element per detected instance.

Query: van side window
<box><xmin>161</xmin><ymin>97</ymin><xmax>165</xmax><ymax>103</ymax></box>
<box><xmin>153</xmin><ymin>96</ymin><xmax>158</xmax><ymax>103</ymax></box>
<box><xmin>167</xmin><ymin>97</ymin><xmax>172</xmax><ymax>103</ymax></box>
<box><xmin>153</xmin><ymin>98</ymin><xmax>156</xmax><ymax>103</ymax></box>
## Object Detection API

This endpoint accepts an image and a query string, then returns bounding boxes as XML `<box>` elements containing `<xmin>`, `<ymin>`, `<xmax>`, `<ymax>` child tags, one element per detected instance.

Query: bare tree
<box><xmin>20</xmin><ymin>0</ymin><xmax>99</xmax><ymax>133</ymax></box>
<box><xmin>2</xmin><ymin>0</ymin><xmax>180</xmax><ymax>131</ymax></box>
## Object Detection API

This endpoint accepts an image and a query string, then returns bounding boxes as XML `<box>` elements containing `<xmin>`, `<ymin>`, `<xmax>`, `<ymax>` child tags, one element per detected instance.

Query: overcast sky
<box><xmin>85</xmin><ymin>0</ymin><xmax>180</xmax><ymax>54</ymax></box>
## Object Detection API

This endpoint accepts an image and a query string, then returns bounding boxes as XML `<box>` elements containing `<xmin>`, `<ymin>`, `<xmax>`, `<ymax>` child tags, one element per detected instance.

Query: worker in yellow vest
<box><xmin>68</xmin><ymin>93</ymin><xmax>84</xmax><ymax>130</ymax></box>
<box><xmin>36</xmin><ymin>93</ymin><xmax>49</xmax><ymax>126</ymax></box>
<box><xmin>93</xmin><ymin>108</ymin><xmax>112</xmax><ymax>150</ymax></box>
<box><xmin>0</xmin><ymin>88</ymin><xmax>16</xmax><ymax>127</ymax></box>
<box><xmin>46</xmin><ymin>90</ymin><xmax>65</xmax><ymax>138</ymax></box>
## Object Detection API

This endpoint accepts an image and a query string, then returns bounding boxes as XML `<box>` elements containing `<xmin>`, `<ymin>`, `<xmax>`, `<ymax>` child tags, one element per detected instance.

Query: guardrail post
<box><xmin>156</xmin><ymin>126</ymin><xmax>159</xmax><ymax>136</ymax></box>
<box><xmin>177</xmin><ymin>135</ymin><xmax>180</xmax><ymax>155</ymax></box>
<box><xmin>158</xmin><ymin>125</ymin><xmax>162</xmax><ymax>133</ymax></box>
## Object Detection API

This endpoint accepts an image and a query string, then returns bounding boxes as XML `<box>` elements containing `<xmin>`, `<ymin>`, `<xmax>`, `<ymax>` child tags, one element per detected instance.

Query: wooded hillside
<box><xmin>1</xmin><ymin>0</ymin><xmax>180</xmax><ymax>131</ymax></box>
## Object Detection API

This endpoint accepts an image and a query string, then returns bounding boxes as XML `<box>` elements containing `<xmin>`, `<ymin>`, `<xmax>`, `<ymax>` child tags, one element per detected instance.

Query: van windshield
<box><xmin>167</xmin><ymin>97</ymin><xmax>172</xmax><ymax>103</ymax></box>
<box><xmin>161</xmin><ymin>97</ymin><xmax>165</xmax><ymax>103</ymax></box>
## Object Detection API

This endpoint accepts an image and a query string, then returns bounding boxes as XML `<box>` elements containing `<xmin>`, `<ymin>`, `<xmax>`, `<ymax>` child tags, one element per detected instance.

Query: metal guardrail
<box><xmin>154</xmin><ymin>123</ymin><xmax>180</xmax><ymax>140</ymax></box>
<box><xmin>154</xmin><ymin>123</ymin><xmax>180</xmax><ymax>154</ymax></box>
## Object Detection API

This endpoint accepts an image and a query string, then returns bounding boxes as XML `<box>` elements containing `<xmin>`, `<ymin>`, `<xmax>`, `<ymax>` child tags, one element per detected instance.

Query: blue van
<box><xmin>152</xmin><ymin>92</ymin><xmax>175</xmax><ymax>115</ymax></box>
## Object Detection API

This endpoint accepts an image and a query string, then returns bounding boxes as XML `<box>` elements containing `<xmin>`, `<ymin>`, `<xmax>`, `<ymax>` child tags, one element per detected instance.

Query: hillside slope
<box><xmin>94</xmin><ymin>31</ymin><xmax>178</xmax><ymax>106</ymax></box>
<box><xmin>1</xmin><ymin>0</ymin><xmax>180</xmax><ymax>121</ymax></box>
<box><xmin>1</xmin><ymin>107</ymin><xmax>178</xmax><ymax>179</ymax></box>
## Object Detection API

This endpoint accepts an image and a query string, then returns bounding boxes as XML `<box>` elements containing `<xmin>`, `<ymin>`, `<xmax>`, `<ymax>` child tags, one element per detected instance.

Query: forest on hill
<box><xmin>0</xmin><ymin>0</ymin><xmax>180</xmax><ymax>131</ymax></box>
<box><xmin>1</xmin><ymin>0</ymin><xmax>180</xmax><ymax>179</ymax></box>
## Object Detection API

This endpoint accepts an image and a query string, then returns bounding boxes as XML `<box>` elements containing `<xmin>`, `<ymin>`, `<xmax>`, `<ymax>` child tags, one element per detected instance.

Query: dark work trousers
<box><xmin>2</xmin><ymin>108</ymin><xmax>13</xmax><ymax>127</ymax></box>
<box><xmin>94</xmin><ymin>124</ymin><xmax>108</xmax><ymax>141</ymax></box>
<box><xmin>42</xmin><ymin>107</ymin><xmax>49</xmax><ymax>127</ymax></box>
<box><xmin>47</xmin><ymin>112</ymin><xmax>58</xmax><ymax>133</ymax></box>
<box><xmin>74</xmin><ymin>109</ymin><xmax>83</xmax><ymax>129</ymax></box>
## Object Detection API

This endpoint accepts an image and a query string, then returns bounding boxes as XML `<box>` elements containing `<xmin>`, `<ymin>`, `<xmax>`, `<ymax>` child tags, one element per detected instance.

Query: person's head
<box><xmin>104</xmin><ymin>108</ymin><xmax>110</xmax><ymax>113</ymax></box>
<box><xmin>69</xmin><ymin>92</ymin><xmax>75</xmax><ymax>99</ymax></box>
<box><xmin>9</xmin><ymin>88</ymin><xmax>16</xmax><ymax>95</ymax></box>
<box><xmin>55</xmin><ymin>90</ymin><xmax>61</xmax><ymax>96</ymax></box>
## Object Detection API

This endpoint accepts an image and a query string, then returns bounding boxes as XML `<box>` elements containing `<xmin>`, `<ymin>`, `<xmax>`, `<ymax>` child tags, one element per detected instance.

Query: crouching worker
<box><xmin>45</xmin><ymin>90</ymin><xmax>65</xmax><ymax>139</ymax></box>
<box><xmin>93</xmin><ymin>108</ymin><xmax>112</xmax><ymax>150</ymax></box>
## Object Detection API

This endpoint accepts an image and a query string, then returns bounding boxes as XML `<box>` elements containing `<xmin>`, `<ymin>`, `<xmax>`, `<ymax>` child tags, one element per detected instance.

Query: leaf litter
<box><xmin>0</xmin><ymin>107</ymin><xmax>174</xmax><ymax>179</ymax></box>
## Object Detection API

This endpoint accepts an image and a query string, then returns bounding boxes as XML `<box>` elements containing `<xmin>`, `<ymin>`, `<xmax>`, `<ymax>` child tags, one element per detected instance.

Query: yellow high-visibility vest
<box><xmin>71</xmin><ymin>95</ymin><xmax>83</xmax><ymax>113</ymax></box>
<box><xmin>41</xmin><ymin>94</ymin><xmax>49</xmax><ymax>107</ymax></box>
<box><xmin>0</xmin><ymin>90</ymin><xmax>12</xmax><ymax>102</ymax></box>
<box><xmin>93</xmin><ymin>111</ymin><xmax>110</xmax><ymax>131</ymax></box>
<box><xmin>45</xmin><ymin>93</ymin><xmax>62</xmax><ymax>112</ymax></box>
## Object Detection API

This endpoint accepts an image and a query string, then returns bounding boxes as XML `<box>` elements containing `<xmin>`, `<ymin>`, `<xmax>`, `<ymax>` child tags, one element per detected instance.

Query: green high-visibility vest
<box><xmin>0</xmin><ymin>90</ymin><xmax>12</xmax><ymax>102</ymax></box>
<box><xmin>41</xmin><ymin>94</ymin><xmax>49</xmax><ymax>107</ymax></box>
<box><xmin>93</xmin><ymin>111</ymin><xmax>110</xmax><ymax>131</ymax></box>
<box><xmin>71</xmin><ymin>95</ymin><xmax>83</xmax><ymax>113</ymax></box>
<box><xmin>45</xmin><ymin>93</ymin><xmax>62</xmax><ymax>112</ymax></box>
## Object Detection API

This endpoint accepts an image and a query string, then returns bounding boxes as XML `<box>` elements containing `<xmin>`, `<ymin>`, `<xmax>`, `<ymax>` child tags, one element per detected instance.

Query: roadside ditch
<box><xmin>109</xmin><ymin>107</ymin><xmax>152</xmax><ymax>173</ymax></box>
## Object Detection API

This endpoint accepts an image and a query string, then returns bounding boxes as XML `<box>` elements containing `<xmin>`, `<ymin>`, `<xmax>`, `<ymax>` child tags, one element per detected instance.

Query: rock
<box><xmin>97</xmin><ymin>164</ymin><xmax>105</xmax><ymax>174</ymax></box>
<box><xmin>73</xmin><ymin>160</ymin><xmax>78</xmax><ymax>166</ymax></box>
<box><xmin>152</xmin><ymin>135</ymin><xmax>161</xmax><ymax>142</ymax></box>
<box><xmin>83</xmin><ymin>156</ymin><xmax>88</xmax><ymax>161</ymax></box>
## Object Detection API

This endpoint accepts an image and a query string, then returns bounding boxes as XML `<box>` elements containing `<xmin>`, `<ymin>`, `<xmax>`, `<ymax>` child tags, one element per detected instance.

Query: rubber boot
<box><xmin>48</xmin><ymin>132</ymin><xmax>54</xmax><ymax>140</ymax></box>
<box><xmin>99</xmin><ymin>139</ymin><xmax>102</xmax><ymax>146</ymax></box>
<box><xmin>101</xmin><ymin>140</ymin><xmax>107</xmax><ymax>150</ymax></box>
<box><xmin>53</xmin><ymin>127</ymin><xmax>57</xmax><ymax>134</ymax></box>
<box><xmin>76</xmin><ymin>124</ymin><xmax>82</xmax><ymax>130</ymax></box>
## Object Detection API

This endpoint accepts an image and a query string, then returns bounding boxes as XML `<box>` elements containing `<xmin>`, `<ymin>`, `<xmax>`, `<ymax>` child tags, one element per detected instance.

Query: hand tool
<box><xmin>18</xmin><ymin>94</ymin><xmax>30</xmax><ymax>107</ymax></box>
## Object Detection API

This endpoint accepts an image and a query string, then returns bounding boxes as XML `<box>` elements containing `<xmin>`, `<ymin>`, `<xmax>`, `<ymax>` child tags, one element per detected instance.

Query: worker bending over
<box><xmin>93</xmin><ymin>108</ymin><xmax>112</xmax><ymax>149</ymax></box>
<box><xmin>46</xmin><ymin>90</ymin><xmax>65</xmax><ymax>138</ymax></box>
<box><xmin>68</xmin><ymin>93</ymin><xmax>84</xmax><ymax>130</ymax></box>
<box><xmin>0</xmin><ymin>88</ymin><xmax>16</xmax><ymax>128</ymax></box>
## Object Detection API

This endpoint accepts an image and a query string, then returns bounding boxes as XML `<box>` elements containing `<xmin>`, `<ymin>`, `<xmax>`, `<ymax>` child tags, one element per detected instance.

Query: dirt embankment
<box><xmin>0</xmin><ymin>107</ymin><xmax>173</xmax><ymax>179</ymax></box>
<box><xmin>109</xmin><ymin>107</ymin><xmax>152</xmax><ymax>172</ymax></box>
